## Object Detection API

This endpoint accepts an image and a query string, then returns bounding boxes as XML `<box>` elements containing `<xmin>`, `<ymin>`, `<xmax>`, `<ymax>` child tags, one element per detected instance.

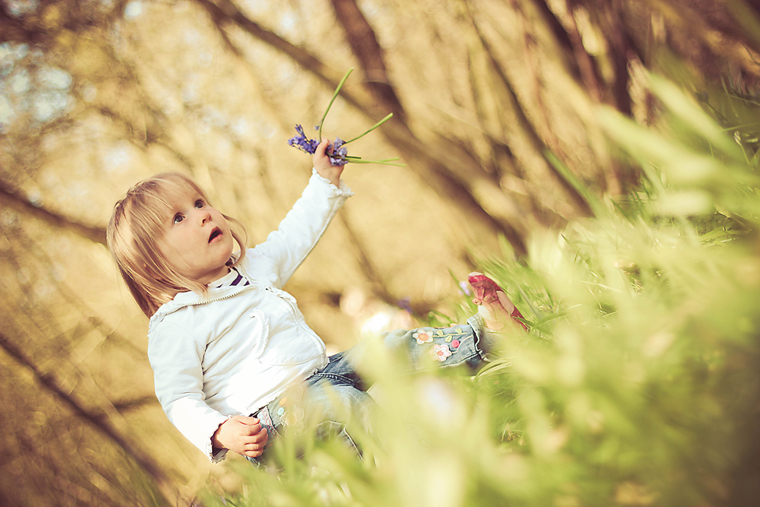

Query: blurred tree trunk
<box><xmin>330</xmin><ymin>0</ymin><xmax>406</xmax><ymax>121</ymax></box>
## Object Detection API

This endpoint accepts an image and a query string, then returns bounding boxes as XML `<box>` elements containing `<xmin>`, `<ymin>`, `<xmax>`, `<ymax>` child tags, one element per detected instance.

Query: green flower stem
<box><xmin>344</xmin><ymin>156</ymin><xmax>405</xmax><ymax>166</ymax></box>
<box><xmin>343</xmin><ymin>113</ymin><xmax>394</xmax><ymax>145</ymax></box>
<box><xmin>318</xmin><ymin>68</ymin><xmax>354</xmax><ymax>142</ymax></box>
<box><xmin>313</xmin><ymin>68</ymin><xmax>401</xmax><ymax>165</ymax></box>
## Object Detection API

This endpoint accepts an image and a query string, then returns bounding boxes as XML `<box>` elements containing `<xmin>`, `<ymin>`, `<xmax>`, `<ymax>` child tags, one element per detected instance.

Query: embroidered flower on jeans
<box><xmin>413</xmin><ymin>330</ymin><xmax>434</xmax><ymax>344</ymax></box>
<box><xmin>430</xmin><ymin>343</ymin><xmax>452</xmax><ymax>362</ymax></box>
<box><xmin>451</xmin><ymin>339</ymin><xmax>460</xmax><ymax>348</ymax></box>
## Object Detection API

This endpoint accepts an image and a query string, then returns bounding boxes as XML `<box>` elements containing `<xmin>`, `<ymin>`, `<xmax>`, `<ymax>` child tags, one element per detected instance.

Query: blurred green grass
<box><xmin>198</xmin><ymin>74</ymin><xmax>760</xmax><ymax>507</ymax></box>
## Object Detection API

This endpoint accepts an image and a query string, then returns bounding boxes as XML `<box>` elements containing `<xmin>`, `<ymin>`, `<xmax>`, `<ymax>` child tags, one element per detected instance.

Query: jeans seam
<box><xmin>308</xmin><ymin>372</ymin><xmax>359</xmax><ymax>388</ymax></box>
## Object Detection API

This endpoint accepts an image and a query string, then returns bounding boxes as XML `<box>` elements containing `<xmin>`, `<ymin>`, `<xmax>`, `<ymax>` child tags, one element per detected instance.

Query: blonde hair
<box><xmin>107</xmin><ymin>172</ymin><xmax>247</xmax><ymax>317</ymax></box>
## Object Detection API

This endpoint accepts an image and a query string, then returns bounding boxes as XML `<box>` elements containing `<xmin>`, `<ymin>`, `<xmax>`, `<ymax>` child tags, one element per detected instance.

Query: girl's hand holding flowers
<box><xmin>288</xmin><ymin>68</ymin><xmax>403</xmax><ymax>171</ymax></box>
<box><xmin>313</xmin><ymin>139</ymin><xmax>344</xmax><ymax>187</ymax></box>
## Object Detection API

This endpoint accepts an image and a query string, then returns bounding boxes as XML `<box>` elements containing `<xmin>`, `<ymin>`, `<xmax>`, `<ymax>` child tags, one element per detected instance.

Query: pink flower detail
<box><xmin>451</xmin><ymin>340</ymin><xmax>460</xmax><ymax>348</ymax></box>
<box><xmin>413</xmin><ymin>330</ymin><xmax>434</xmax><ymax>344</ymax></box>
<box><xmin>430</xmin><ymin>344</ymin><xmax>452</xmax><ymax>362</ymax></box>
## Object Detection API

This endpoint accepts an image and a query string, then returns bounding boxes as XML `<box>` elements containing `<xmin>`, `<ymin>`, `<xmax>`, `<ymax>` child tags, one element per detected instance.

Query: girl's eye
<box><xmin>173</xmin><ymin>213</ymin><xmax>184</xmax><ymax>225</ymax></box>
<box><xmin>195</xmin><ymin>199</ymin><xmax>204</xmax><ymax>209</ymax></box>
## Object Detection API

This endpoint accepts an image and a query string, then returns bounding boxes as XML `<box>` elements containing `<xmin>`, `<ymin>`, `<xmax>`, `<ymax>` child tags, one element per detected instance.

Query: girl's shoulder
<box><xmin>237</xmin><ymin>248</ymin><xmax>281</xmax><ymax>287</ymax></box>
<box><xmin>147</xmin><ymin>299</ymin><xmax>193</xmax><ymax>338</ymax></box>
<box><xmin>149</xmin><ymin>288</ymin><xmax>203</xmax><ymax>320</ymax></box>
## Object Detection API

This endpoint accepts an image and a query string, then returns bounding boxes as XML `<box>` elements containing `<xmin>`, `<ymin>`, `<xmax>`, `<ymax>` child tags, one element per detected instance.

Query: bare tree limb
<box><xmin>528</xmin><ymin>0</ymin><xmax>584</xmax><ymax>82</ymax></box>
<box><xmin>330</xmin><ymin>0</ymin><xmax>406</xmax><ymax>120</ymax></box>
<box><xmin>467</xmin><ymin>3</ymin><xmax>594</xmax><ymax>217</ymax></box>
<box><xmin>0</xmin><ymin>180</ymin><xmax>107</xmax><ymax>246</ymax></box>
<box><xmin>195</xmin><ymin>0</ymin><xmax>358</xmax><ymax>111</ymax></box>
<box><xmin>0</xmin><ymin>3</ymin><xmax>47</xmax><ymax>45</ymax></box>
<box><xmin>646</xmin><ymin>0</ymin><xmax>760</xmax><ymax>78</ymax></box>
<box><xmin>15</xmin><ymin>226</ymin><xmax>147</xmax><ymax>358</ymax></box>
<box><xmin>0</xmin><ymin>0</ymin><xmax>131</xmax><ymax>46</ymax></box>
<box><xmin>602</xmin><ymin>1</ymin><xmax>634</xmax><ymax>116</ymax></box>
<box><xmin>546</xmin><ymin>0</ymin><xmax>604</xmax><ymax>103</ymax></box>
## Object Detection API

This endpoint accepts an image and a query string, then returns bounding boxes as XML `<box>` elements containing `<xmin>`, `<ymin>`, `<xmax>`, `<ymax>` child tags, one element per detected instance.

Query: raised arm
<box><xmin>249</xmin><ymin>140</ymin><xmax>353</xmax><ymax>287</ymax></box>
<box><xmin>313</xmin><ymin>139</ymin><xmax>345</xmax><ymax>186</ymax></box>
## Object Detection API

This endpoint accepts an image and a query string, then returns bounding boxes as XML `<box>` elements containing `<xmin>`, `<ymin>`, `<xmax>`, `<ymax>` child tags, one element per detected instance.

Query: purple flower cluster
<box><xmin>287</xmin><ymin>124</ymin><xmax>319</xmax><ymax>154</ymax></box>
<box><xmin>287</xmin><ymin>125</ymin><xmax>349</xmax><ymax>166</ymax></box>
<box><xmin>327</xmin><ymin>137</ymin><xmax>348</xmax><ymax>166</ymax></box>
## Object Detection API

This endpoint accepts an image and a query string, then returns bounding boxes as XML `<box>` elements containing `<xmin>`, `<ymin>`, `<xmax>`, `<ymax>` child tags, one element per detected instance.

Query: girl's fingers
<box><xmin>252</xmin><ymin>429</ymin><xmax>268</xmax><ymax>444</ymax></box>
<box><xmin>242</xmin><ymin>442</ymin><xmax>265</xmax><ymax>457</ymax></box>
<box><xmin>231</xmin><ymin>414</ymin><xmax>259</xmax><ymax>425</ymax></box>
<box><xmin>237</xmin><ymin>423</ymin><xmax>262</xmax><ymax>436</ymax></box>
<box><xmin>241</xmin><ymin>427</ymin><xmax>267</xmax><ymax>444</ymax></box>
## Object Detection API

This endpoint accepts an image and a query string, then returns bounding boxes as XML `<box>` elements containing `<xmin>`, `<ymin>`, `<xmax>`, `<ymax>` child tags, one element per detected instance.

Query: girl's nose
<box><xmin>199</xmin><ymin>209</ymin><xmax>212</xmax><ymax>224</ymax></box>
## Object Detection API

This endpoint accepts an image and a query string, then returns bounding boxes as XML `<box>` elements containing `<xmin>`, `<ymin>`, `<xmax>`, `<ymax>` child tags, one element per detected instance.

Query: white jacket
<box><xmin>147</xmin><ymin>170</ymin><xmax>353</xmax><ymax>461</ymax></box>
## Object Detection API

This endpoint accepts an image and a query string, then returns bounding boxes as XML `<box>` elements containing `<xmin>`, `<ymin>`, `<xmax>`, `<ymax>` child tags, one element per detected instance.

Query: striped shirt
<box><xmin>215</xmin><ymin>267</ymin><xmax>250</xmax><ymax>289</ymax></box>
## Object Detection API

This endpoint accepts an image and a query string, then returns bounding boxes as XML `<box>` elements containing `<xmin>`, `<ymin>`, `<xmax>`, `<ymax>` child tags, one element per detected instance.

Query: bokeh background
<box><xmin>2</xmin><ymin>0</ymin><xmax>760</xmax><ymax>506</ymax></box>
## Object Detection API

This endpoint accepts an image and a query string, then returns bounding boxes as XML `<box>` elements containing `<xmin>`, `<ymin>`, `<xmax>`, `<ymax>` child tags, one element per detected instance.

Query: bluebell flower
<box><xmin>288</xmin><ymin>125</ymin><xmax>350</xmax><ymax>166</ymax></box>
<box><xmin>287</xmin><ymin>69</ymin><xmax>403</xmax><ymax>167</ymax></box>
<box><xmin>327</xmin><ymin>137</ymin><xmax>349</xmax><ymax>166</ymax></box>
<box><xmin>287</xmin><ymin>124</ymin><xmax>319</xmax><ymax>155</ymax></box>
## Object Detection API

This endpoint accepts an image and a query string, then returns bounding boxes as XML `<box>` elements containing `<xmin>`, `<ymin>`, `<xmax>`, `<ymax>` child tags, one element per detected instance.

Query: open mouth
<box><xmin>208</xmin><ymin>227</ymin><xmax>223</xmax><ymax>243</ymax></box>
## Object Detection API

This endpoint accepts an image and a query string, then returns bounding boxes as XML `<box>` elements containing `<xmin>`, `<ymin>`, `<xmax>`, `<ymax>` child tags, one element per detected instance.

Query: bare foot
<box><xmin>468</xmin><ymin>272</ymin><xmax>527</xmax><ymax>331</ymax></box>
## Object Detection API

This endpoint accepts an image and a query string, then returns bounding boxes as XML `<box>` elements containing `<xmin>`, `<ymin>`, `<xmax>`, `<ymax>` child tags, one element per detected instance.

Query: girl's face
<box><xmin>158</xmin><ymin>191</ymin><xmax>234</xmax><ymax>285</ymax></box>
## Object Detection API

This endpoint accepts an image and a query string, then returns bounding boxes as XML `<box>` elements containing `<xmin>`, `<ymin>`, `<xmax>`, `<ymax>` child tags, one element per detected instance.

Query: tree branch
<box><xmin>601</xmin><ymin>1</ymin><xmax>634</xmax><ymax>116</ymax></box>
<box><xmin>195</xmin><ymin>0</ymin><xmax>361</xmax><ymax>112</ymax></box>
<box><xmin>468</xmin><ymin>4</ymin><xmax>593</xmax><ymax>217</ymax></box>
<box><xmin>552</xmin><ymin>0</ymin><xmax>604</xmax><ymax>103</ymax></box>
<box><xmin>648</xmin><ymin>0</ymin><xmax>760</xmax><ymax>77</ymax></box>
<box><xmin>528</xmin><ymin>0</ymin><xmax>585</xmax><ymax>83</ymax></box>
<box><xmin>0</xmin><ymin>180</ymin><xmax>107</xmax><ymax>246</ymax></box>
<box><xmin>330</xmin><ymin>0</ymin><xmax>406</xmax><ymax>120</ymax></box>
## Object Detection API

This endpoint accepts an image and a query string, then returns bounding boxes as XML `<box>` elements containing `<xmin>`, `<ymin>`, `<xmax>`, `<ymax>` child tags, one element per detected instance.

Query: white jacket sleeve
<box><xmin>148</xmin><ymin>321</ymin><xmax>229</xmax><ymax>462</ymax></box>
<box><xmin>252</xmin><ymin>169</ymin><xmax>353</xmax><ymax>288</ymax></box>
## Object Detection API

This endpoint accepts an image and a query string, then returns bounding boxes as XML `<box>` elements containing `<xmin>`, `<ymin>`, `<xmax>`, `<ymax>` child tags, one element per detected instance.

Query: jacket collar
<box><xmin>148</xmin><ymin>269</ymin><xmax>257</xmax><ymax>330</ymax></box>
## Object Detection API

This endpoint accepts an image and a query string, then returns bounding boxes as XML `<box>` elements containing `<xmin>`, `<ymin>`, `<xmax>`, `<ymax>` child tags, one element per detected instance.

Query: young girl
<box><xmin>107</xmin><ymin>140</ymin><xmax>525</xmax><ymax>465</ymax></box>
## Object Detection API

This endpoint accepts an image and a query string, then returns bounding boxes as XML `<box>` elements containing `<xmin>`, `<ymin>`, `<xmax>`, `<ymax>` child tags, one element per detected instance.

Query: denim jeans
<box><xmin>246</xmin><ymin>314</ymin><xmax>489</xmax><ymax>468</ymax></box>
